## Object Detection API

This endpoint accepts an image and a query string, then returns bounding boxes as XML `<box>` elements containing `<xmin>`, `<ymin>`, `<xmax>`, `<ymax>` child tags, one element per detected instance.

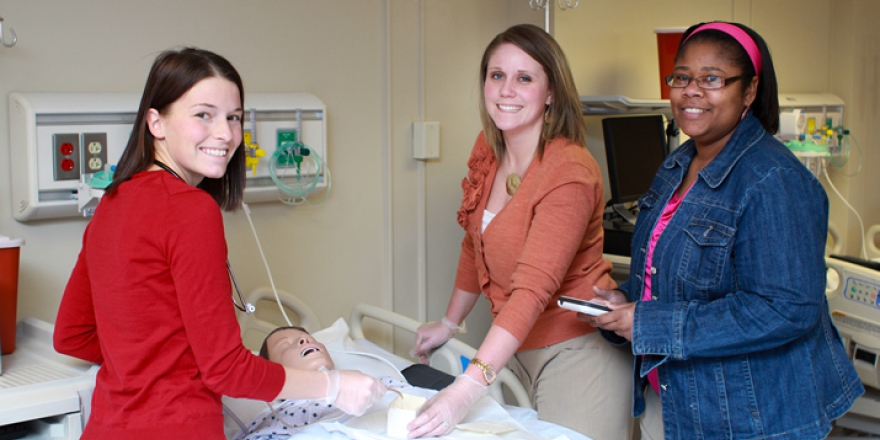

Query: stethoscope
<box><xmin>154</xmin><ymin>160</ymin><xmax>255</xmax><ymax>315</ymax></box>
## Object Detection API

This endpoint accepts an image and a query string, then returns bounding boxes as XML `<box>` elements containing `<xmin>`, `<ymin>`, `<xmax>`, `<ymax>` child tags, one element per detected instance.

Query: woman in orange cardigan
<box><xmin>408</xmin><ymin>24</ymin><xmax>632</xmax><ymax>440</ymax></box>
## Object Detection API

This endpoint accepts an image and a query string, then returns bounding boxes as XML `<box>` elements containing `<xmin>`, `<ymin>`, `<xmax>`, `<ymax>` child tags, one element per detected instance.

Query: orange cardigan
<box><xmin>454</xmin><ymin>132</ymin><xmax>614</xmax><ymax>351</ymax></box>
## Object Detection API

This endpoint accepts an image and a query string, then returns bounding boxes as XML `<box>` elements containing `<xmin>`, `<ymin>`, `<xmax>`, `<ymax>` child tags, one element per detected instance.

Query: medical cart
<box><xmin>0</xmin><ymin>318</ymin><xmax>97</xmax><ymax>439</ymax></box>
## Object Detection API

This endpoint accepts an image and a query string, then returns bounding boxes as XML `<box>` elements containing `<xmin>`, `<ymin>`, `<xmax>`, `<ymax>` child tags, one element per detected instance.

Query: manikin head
<box><xmin>259</xmin><ymin>326</ymin><xmax>335</xmax><ymax>371</ymax></box>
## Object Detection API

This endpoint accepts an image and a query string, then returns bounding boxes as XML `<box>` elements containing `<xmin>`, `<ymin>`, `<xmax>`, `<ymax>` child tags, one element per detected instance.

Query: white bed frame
<box><xmin>237</xmin><ymin>287</ymin><xmax>530</xmax><ymax>408</ymax></box>
<box><xmin>350</xmin><ymin>303</ymin><xmax>530</xmax><ymax>408</ymax></box>
<box><xmin>867</xmin><ymin>224</ymin><xmax>880</xmax><ymax>260</ymax></box>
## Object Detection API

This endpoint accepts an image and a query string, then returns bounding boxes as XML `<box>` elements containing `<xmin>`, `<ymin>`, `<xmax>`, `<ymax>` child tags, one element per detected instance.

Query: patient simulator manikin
<box><xmin>232</xmin><ymin>327</ymin><xmax>411</xmax><ymax>440</ymax></box>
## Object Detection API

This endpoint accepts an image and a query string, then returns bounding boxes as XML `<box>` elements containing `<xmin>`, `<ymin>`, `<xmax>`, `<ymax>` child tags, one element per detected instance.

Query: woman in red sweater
<box><xmin>54</xmin><ymin>48</ymin><xmax>385</xmax><ymax>440</ymax></box>
<box><xmin>408</xmin><ymin>25</ymin><xmax>632</xmax><ymax>439</ymax></box>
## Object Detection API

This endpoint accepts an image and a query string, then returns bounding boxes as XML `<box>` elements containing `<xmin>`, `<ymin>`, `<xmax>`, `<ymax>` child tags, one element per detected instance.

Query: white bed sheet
<box><xmin>223</xmin><ymin>318</ymin><xmax>591</xmax><ymax>440</ymax></box>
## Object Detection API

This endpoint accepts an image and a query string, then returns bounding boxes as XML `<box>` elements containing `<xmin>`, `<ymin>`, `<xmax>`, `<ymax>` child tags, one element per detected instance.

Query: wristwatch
<box><xmin>469</xmin><ymin>358</ymin><xmax>497</xmax><ymax>385</ymax></box>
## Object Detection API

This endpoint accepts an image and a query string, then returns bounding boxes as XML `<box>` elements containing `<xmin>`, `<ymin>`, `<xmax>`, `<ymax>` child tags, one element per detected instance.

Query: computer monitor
<box><xmin>602</xmin><ymin>115</ymin><xmax>668</xmax><ymax>207</ymax></box>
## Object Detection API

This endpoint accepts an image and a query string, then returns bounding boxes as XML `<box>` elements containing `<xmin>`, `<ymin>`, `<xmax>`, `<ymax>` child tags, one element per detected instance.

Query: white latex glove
<box><xmin>322</xmin><ymin>369</ymin><xmax>387</xmax><ymax>416</ymax></box>
<box><xmin>410</xmin><ymin>317</ymin><xmax>462</xmax><ymax>364</ymax></box>
<box><xmin>406</xmin><ymin>374</ymin><xmax>487</xmax><ymax>438</ymax></box>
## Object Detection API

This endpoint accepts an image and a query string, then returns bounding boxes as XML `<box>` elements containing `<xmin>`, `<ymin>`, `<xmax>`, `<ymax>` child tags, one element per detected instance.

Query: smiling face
<box><xmin>670</xmin><ymin>41</ymin><xmax>758</xmax><ymax>153</ymax></box>
<box><xmin>483</xmin><ymin>43</ymin><xmax>552</xmax><ymax>143</ymax></box>
<box><xmin>147</xmin><ymin>76</ymin><xmax>243</xmax><ymax>186</ymax></box>
<box><xmin>265</xmin><ymin>328</ymin><xmax>334</xmax><ymax>371</ymax></box>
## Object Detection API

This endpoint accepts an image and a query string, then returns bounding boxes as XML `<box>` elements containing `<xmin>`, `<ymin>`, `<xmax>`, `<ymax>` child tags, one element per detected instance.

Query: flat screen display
<box><xmin>602</xmin><ymin>115</ymin><xmax>668</xmax><ymax>204</ymax></box>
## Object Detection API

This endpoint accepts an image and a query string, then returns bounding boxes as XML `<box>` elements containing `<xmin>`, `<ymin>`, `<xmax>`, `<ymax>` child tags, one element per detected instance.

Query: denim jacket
<box><xmin>616</xmin><ymin>115</ymin><xmax>864</xmax><ymax>439</ymax></box>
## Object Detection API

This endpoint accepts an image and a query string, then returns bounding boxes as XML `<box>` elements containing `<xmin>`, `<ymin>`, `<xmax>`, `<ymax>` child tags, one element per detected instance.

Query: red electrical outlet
<box><xmin>53</xmin><ymin>133</ymin><xmax>80</xmax><ymax>181</ymax></box>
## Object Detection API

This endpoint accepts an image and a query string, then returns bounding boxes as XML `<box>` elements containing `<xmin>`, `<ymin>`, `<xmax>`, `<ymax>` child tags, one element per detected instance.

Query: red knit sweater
<box><xmin>455</xmin><ymin>133</ymin><xmax>615</xmax><ymax>351</ymax></box>
<box><xmin>54</xmin><ymin>171</ymin><xmax>284</xmax><ymax>440</ymax></box>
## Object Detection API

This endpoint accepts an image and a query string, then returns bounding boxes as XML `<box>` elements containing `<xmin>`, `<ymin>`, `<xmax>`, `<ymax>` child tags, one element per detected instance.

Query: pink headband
<box><xmin>684</xmin><ymin>22</ymin><xmax>762</xmax><ymax>76</ymax></box>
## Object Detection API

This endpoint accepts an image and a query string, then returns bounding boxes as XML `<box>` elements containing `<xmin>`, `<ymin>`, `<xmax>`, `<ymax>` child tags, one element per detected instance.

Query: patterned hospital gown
<box><xmin>234</xmin><ymin>376</ymin><xmax>408</xmax><ymax>440</ymax></box>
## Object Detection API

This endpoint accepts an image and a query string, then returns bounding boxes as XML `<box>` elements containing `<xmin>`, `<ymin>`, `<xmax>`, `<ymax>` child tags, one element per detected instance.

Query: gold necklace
<box><xmin>506</xmin><ymin>173</ymin><xmax>521</xmax><ymax>195</ymax></box>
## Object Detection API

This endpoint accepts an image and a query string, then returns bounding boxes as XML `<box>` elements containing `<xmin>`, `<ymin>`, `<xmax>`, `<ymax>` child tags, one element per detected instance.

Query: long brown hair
<box><xmin>106</xmin><ymin>47</ymin><xmax>247</xmax><ymax>211</ymax></box>
<box><xmin>478</xmin><ymin>24</ymin><xmax>586</xmax><ymax>160</ymax></box>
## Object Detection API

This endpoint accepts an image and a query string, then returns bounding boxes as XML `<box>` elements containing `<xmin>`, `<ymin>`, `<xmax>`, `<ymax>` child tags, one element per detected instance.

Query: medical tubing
<box><xmin>223</xmin><ymin>403</ymin><xmax>249</xmax><ymax>436</ymax></box>
<box><xmin>242</xmin><ymin>202</ymin><xmax>294</xmax><ymax>327</ymax></box>
<box><xmin>830</xmin><ymin>132</ymin><xmax>863</xmax><ymax>177</ymax></box>
<box><xmin>822</xmin><ymin>166</ymin><xmax>867</xmax><ymax>259</ymax></box>
<box><xmin>323</xmin><ymin>368</ymin><xmax>341</xmax><ymax>403</ymax></box>
<box><xmin>269</xmin><ymin>143</ymin><xmax>332</xmax><ymax>205</ymax></box>
<box><xmin>327</xmin><ymin>348</ymin><xmax>406</xmax><ymax>380</ymax></box>
<box><xmin>281</xmin><ymin>164</ymin><xmax>331</xmax><ymax>206</ymax></box>
<box><xmin>259</xmin><ymin>367</ymin><xmax>350</xmax><ymax>432</ymax></box>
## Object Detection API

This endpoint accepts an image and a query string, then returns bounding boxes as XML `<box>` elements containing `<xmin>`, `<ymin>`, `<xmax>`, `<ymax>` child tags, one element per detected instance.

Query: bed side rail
<box><xmin>237</xmin><ymin>286</ymin><xmax>323</xmax><ymax>352</ymax></box>
<box><xmin>350</xmin><ymin>303</ymin><xmax>530</xmax><ymax>407</ymax></box>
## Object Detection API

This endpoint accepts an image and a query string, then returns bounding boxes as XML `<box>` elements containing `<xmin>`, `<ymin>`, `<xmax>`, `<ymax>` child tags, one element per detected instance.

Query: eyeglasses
<box><xmin>665</xmin><ymin>74</ymin><xmax>743</xmax><ymax>90</ymax></box>
<box><xmin>227</xmin><ymin>260</ymin><xmax>254</xmax><ymax>314</ymax></box>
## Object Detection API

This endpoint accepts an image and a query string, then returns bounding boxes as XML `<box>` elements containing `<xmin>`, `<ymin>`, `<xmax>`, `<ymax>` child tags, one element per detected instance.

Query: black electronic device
<box><xmin>602</xmin><ymin>219</ymin><xmax>634</xmax><ymax>256</ymax></box>
<box><xmin>602</xmin><ymin>115</ymin><xmax>669</xmax><ymax>224</ymax></box>
<box><xmin>401</xmin><ymin>364</ymin><xmax>455</xmax><ymax>390</ymax></box>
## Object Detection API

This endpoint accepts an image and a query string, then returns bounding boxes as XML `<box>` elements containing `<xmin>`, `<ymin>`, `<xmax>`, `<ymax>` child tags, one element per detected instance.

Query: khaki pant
<box><xmin>639</xmin><ymin>386</ymin><xmax>664</xmax><ymax>440</ymax></box>
<box><xmin>509</xmin><ymin>332</ymin><xmax>634</xmax><ymax>440</ymax></box>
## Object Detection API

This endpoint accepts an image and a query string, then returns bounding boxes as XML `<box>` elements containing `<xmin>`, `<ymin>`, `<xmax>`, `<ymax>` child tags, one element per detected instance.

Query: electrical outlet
<box><xmin>81</xmin><ymin>133</ymin><xmax>109</xmax><ymax>174</ymax></box>
<box><xmin>53</xmin><ymin>133</ymin><xmax>80</xmax><ymax>181</ymax></box>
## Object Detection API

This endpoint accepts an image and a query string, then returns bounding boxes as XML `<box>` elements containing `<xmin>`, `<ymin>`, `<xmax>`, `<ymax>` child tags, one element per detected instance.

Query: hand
<box><xmin>323</xmin><ymin>369</ymin><xmax>387</xmax><ymax>416</ymax></box>
<box><xmin>579</xmin><ymin>286</ymin><xmax>635</xmax><ymax>340</ymax></box>
<box><xmin>406</xmin><ymin>374</ymin><xmax>487</xmax><ymax>438</ymax></box>
<box><xmin>410</xmin><ymin>319</ymin><xmax>457</xmax><ymax>364</ymax></box>
<box><xmin>589</xmin><ymin>285</ymin><xmax>628</xmax><ymax>307</ymax></box>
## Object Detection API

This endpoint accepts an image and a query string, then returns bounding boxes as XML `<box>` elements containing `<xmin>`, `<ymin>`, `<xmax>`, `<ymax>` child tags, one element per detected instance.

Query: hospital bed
<box><xmin>867</xmin><ymin>224</ymin><xmax>880</xmax><ymax>261</ymax></box>
<box><xmin>826</xmin><ymin>256</ymin><xmax>880</xmax><ymax>437</ymax></box>
<box><xmin>224</xmin><ymin>287</ymin><xmax>589</xmax><ymax>440</ymax></box>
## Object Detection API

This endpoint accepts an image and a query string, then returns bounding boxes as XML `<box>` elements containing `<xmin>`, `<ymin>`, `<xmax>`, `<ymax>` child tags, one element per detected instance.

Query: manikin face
<box><xmin>484</xmin><ymin>43</ymin><xmax>552</xmax><ymax>142</ymax></box>
<box><xmin>147</xmin><ymin>76</ymin><xmax>243</xmax><ymax>186</ymax></box>
<box><xmin>669</xmin><ymin>41</ymin><xmax>758</xmax><ymax>152</ymax></box>
<box><xmin>265</xmin><ymin>328</ymin><xmax>335</xmax><ymax>371</ymax></box>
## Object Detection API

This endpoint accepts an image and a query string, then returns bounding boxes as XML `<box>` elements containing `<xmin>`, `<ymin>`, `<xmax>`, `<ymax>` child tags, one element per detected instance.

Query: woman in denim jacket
<box><xmin>584</xmin><ymin>22</ymin><xmax>863</xmax><ymax>439</ymax></box>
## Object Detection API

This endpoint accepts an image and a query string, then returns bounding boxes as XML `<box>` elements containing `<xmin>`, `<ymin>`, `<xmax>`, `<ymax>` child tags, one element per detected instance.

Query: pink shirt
<box><xmin>643</xmin><ymin>184</ymin><xmax>691</xmax><ymax>394</ymax></box>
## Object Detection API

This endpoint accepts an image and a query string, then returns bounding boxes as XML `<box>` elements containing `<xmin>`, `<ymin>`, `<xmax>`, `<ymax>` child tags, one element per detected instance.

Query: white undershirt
<box><xmin>482</xmin><ymin>210</ymin><xmax>496</xmax><ymax>233</ymax></box>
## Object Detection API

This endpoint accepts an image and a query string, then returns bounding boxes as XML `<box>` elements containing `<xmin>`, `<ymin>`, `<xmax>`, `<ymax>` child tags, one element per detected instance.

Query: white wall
<box><xmin>391</xmin><ymin>1</ymin><xmax>543</xmax><ymax>350</ymax></box>
<box><xmin>1</xmin><ymin>0</ymin><xmax>876</xmax><ymax>356</ymax></box>
<box><xmin>555</xmin><ymin>0</ymin><xmax>879</xmax><ymax>257</ymax></box>
<box><xmin>0</xmin><ymin>0</ymin><xmax>539</xmax><ymax>352</ymax></box>
<box><xmin>0</xmin><ymin>0</ymin><xmax>395</xmax><ymax>335</ymax></box>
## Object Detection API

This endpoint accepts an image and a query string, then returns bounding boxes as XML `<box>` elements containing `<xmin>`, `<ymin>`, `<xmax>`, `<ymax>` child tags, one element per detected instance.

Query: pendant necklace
<box><xmin>506</xmin><ymin>173</ymin><xmax>521</xmax><ymax>196</ymax></box>
<box><xmin>504</xmin><ymin>155</ymin><xmax>532</xmax><ymax>196</ymax></box>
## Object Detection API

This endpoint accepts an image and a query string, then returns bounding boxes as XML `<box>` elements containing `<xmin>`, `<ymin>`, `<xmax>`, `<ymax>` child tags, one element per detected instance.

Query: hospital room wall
<box><xmin>419</xmin><ymin>0</ymin><xmax>880</xmax><ymax>350</ymax></box>
<box><xmin>0</xmin><ymin>0</ymin><xmax>398</xmax><ymax>330</ymax></box>
<box><xmin>554</xmin><ymin>0</ymin><xmax>880</xmax><ymax>260</ymax></box>
<box><xmin>0</xmin><ymin>0</ymin><xmax>540</xmax><ymax>350</ymax></box>
<box><xmin>392</xmin><ymin>1</ymin><xmax>543</xmax><ymax>351</ymax></box>
<box><xmin>827</xmin><ymin>1</ymin><xmax>880</xmax><ymax>258</ymax></box>
<box><xmin>1</xmin><ymin>0</ymin><xmax>876</xmax><ymax>356</ymax></box>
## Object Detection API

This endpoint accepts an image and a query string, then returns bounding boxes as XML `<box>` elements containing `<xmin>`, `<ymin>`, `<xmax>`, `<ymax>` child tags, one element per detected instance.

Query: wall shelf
<box><xmin>581</xmin><ymin>93</ymin><xmax>844</xmax><ymax>116</ymax></box>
